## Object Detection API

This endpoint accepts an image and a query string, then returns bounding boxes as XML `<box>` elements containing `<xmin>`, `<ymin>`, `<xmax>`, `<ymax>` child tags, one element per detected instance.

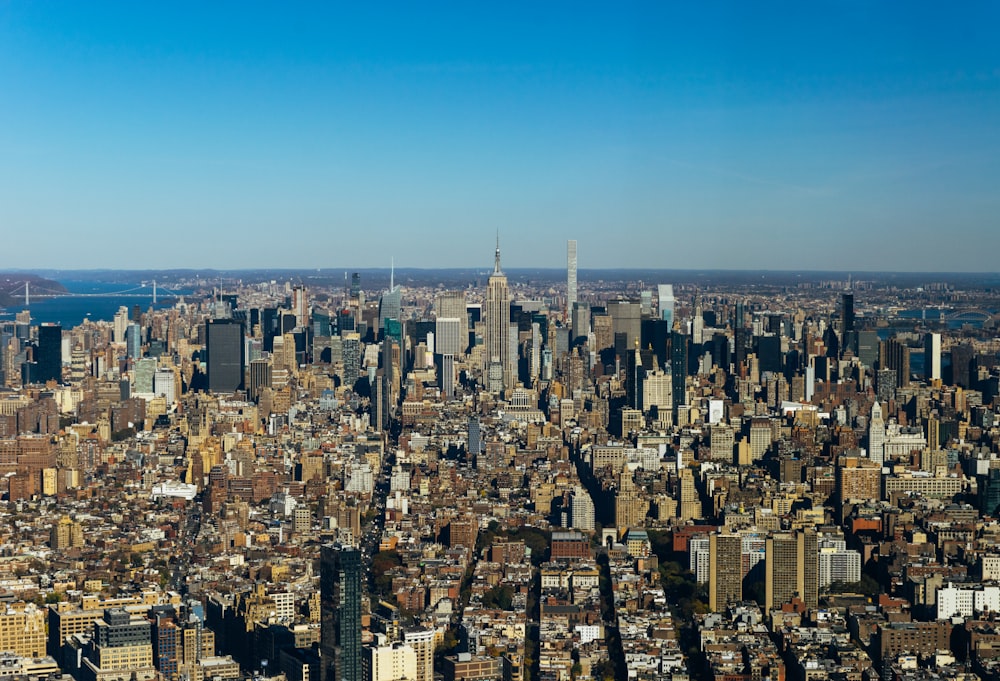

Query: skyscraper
<box><xmin>658</xmin><ymin>285</ymin><xmax>675</xmax><ymax>329</ymax></box>
<box><xmin>483</xmin><ymin>239</ymin><xmax>514</xmax><ymax>393</ymax></box>
<box><xmin>435</xmin><ymin>291</ymin><xmax>468</xmax><ymax>355</ymax></box>
<box><xmin>205</xmin><ymin>319</ymin><xmax>245</xmax><ymax>393</ymax></box>
<box><xmin>320</xmin><ymin>544</ymin><xmax>361</xmax><ymax>681</ymax></box>
<box><xmin>765</xmin><ymin>528</ymin><xmax>818</xmax><ymax>611</ymax></box>
<box><xmin>709</xmin><ymin>532</ymin><xmax>743</xmax><ymax>611</ymax></box>
<box><xmin>841</xmin><ymin>292</ymin><xmax>855</xmax><ymax>333</ymax></box>
<box><xmin>924</xmin><ymin>332</ymin><xmax>941</xmax><ymax>382</ymax></box>
<box><xmin>378</xmin><ymin>269</ymin><xmax>402</xmax><ymax>341</ymax></box>
<box><xmin>868</xmin><ymin>401</ymin><xmax>885</xmax><ymax>467</ymax></box>
<box><xmin>126</xmin><ymin>323</ymin><xmax>141</xmax><ymax>360</ymax></box>
<box><xmin>566</xmin><ymin>240</ymin><xmax>577</xmax><ymax>320</ymax></box>
<box><xmin>36</xmin><ymin>323</ymin><xmax>62</xmax><ymax>384</ymax></box>
<box><xmin>670</xmin><ymin>331</ymin><xmax>687</xmax><ymax>417</ymax></box>
<box><xmin>292</xmin><ymin>285</ymin><xmax>309</xmax><ymax>329</ymax></box>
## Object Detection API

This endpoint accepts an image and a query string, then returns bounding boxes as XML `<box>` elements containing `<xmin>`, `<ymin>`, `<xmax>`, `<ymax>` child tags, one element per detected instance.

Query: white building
<box><xmin>937</xmin><ymin>582</ymin><xmax>1000</xmax><ymax>620</ymax></box>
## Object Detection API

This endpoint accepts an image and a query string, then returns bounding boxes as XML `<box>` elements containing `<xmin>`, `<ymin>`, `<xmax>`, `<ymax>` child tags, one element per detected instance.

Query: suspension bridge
<box><xmin>2</xmin><ymin>279</ymin><xmax>186</xmax><ymax>307</ymax></box>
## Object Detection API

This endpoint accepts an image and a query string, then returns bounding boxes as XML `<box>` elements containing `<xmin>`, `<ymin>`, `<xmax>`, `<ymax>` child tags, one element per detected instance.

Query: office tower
<box><xmin>571</xmin><ymin>486</ymin><xmax>595</xmax><ymax>531</ymax></box>
<box><xmin>132</xmin><ymin>357</ymin><xmax>156</xmax><ymax>394</ymax></box>
<box><xmin>607</xmin><ymin>300</ymin><xmax>641</xmax><ymax>358</ymax></box>
<box><xmin>625</xmin><ymin>345</ymin><xmax>644</xmax><ymax>411</ymax></box>
<box><xmin>709</xmin><ymin>533</ymin><xmax>743</xmax><ymax>611</ymax></box>
<box><xmin>566</xmin><ymin>239</ymin><xmax>577</xmax><ymax>319</ymax></box>
<box><xmin>435</xmin><ymin>318</ymin><xmax>463</xmax><ymax>356</ymax></box>
<box><xmin>876</xmin><ymin>368</ymin><xmax>896</xmax><ymax>404</ymax></box>
<box><xmin>247</xmin><ymin>358</ymin><xmax>272</xmax><ymax>402</ymax></box>
<box><xmin>292</xmin><ymin>285</ymin><xmax>309</xmax><ymax>329</ymax></box>
<box><xmin>468</xmin><ymin>416</ymin><xmax>482</xmax><ymax>464</ymax></box>
<box><xmin>841</xmin><ymin>292</ymin><xmax>855</xmax><ymax>333</ymax></box>
<box><xmin>350</xmin><ymin>273</ymin><xmax>361</xmax><ymax>299</ymax></box>
<box><xmin>879</xmin><ymin>338</ymin><xmax>910</xmax><ymax>389</ymax></box>
<box><xmin>529</xmin><ymin>322</ymin><xmax>541</xmax><ymax>382</ymax></box>
<box><xmin>571</xmin><ymin>302</ymin><xmax>590</xmax><ymax>345</ymax></box>
<box><xmin>692</xmin><ymin>294</ymin><xmax>704</xmax><ymax>345</ymax></box>
<box><xmin>205</xmin><ymin>319</ymin><xmax>245</xmax><ymax>393</ymax></box>
<box><xmin>757</xmin><ymin>335</ymin><xmax>782</xmax><ymax>375</ymax></box>
<box><xmin>924</xmin><ymin>332</ymin><xmax>941</xmax><ymax>382</ymax></box>
<box><xmin>439</xmin><ymin>353</ymin><xmax>455</xmax><ymax>399</ymax></box>
<box><xmin>855</xmin><ymin>330</ymin><xmax>879</xmax><ymax>369</ymax></box>
<box><xmin>378</xmin><ymin>270</ymin><xmax>402</xmax><ymax>340</ymax></box>
<box><xmin>658</xmin><ymin>285</ymin><xmax>675</xmax><ymax>329</ymax></box>
<box><xmin>321</xmin><ymin>545</ymin><xmax>361</xmax><ymax>681</ymax></box>
<box><xmin>483</xmin><ymin>240</ymin><xmax>514</xmax><ymax>393</ymax></box>
<box><xmin>950</xmin><ymin>343</ymin><xmax>974</xmax><ymax>388</ymax></box>
<box><xmin>670</xmin><ymin>331</ymin><xmax>687</xmax><ymax>416</ymax></box>
<box><xmin>36</xmin><ymin>323</ymin><xmax>62</xmax><ymax>384</ymax></box>
<box><xmin>734</xmin><ymin>300</ymin><xmax>746</xmax><ymax>330</ymax></box>
<box><xmin>124</xmin><ymin>322</ymin><xmax>141</xmax><ymax>360</ymax></box>
<box><xmin>341</xmin><ymin>333</ymin><xmax>361</xmax><ymax>388</ymax></box>
<box><xmin>153</xmin><ymin>368</ymin><xmax>177</xmax><ymax>404</ymax></box>
<box><xmin>868</xmin><ymin>401</ymin><xmax>885</xmax><ymax>466</ymax></box>
<box><xmin>765</xmin><ymin>528</ymin><xmax>818</xmax><ymax>611</ymax></box>
<box><xmin>435</xmin><ymin>292</ymin><xmax>468</xmax><ymax>355</ymax></box>
<box><xmin>261</xmin><ymin>307</ymin><xmax>279</xmax><ymax>352</ymax></box>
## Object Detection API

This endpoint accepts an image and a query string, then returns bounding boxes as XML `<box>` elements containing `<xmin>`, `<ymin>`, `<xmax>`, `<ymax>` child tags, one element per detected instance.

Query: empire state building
<box><xmin>484</xmin><ymin>239</ymin><xmax>515</xmax><ymax>393</ymax></box>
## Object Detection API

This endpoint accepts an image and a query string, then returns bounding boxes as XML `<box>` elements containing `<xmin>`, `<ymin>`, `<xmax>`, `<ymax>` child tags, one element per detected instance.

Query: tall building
<box><xmin>868</xmin><ymin>401</ymin><xmax>886</xmax><ymax>467</ymax></box>
<box><xmin>292</xmin><ymin>285</ymin><xmax>309</xmax><ymax>329</ymax></box>
<box><xmin>126</xmin><ymin>323</ymin><xmax>142</xmax><ymax>360</ymax></box>
<box><xmin>658</xmin><ymin>285</ymin><xmax>675</xmax><ymax>329</ymax></box>
<box><xmin>951</xmin><ymin>343</ymin><xmax>974</xmax><ymax>388</ymax></box>
<box><xmin>709</xmin><ymin>533</ymin><xmax>743</xmax><ymax>611</ymax></box>
<box><xmin>468</xmin><ymin>416</ymin><xmax>482</xmax><ymax>464</ymax></box>
<box><xmin>35</xmin><ymin>323</ymin><xmax>62</xmax><ymax>384</ymax></box>
<box><xmin>341</xmin><ymin>333</ymin><xmax>361</xmax><ymax>388</ymax></box>
<box><xmin>435</xmin><ymin>292</ymin><xmax>468</xmax><ymax>355</ymax></box>
<box><xmin>924</xmin><ymin>332</ymin><xmax>941</xmax><ymax>382</ymax></box>
<box><xmin>205</xmin><ymin>319</ymin><xmax>245</xmax><ymax>393</ymax></box>
<box><xmin>841</xmin><ymin>292</ymin><xmax>855</xmax><ymax>333</ymax></box>
<box><xmin>566</xmin><ymin>240</ymin><xmax>577</xmax><ymax>320</ymax></box>
<box><xmin>570</xmin><ymin>486</ymin><xmax>595</xmax><ymax>531</ymax></box>
<box><xmin>378</xmin><ymin>286</ymin><xmax>402</xmax><ymax>341</ymax></box>
<box><xmin>880</xmin><ymin>338</ymin><xmax>910</xmax><ymax>389</ymax></box>
<box><xmin>765</xmin><ymin>528</ymin><xmax>818</xmax><ymax>612</ymax></box>
<box><xmin>483</xmin><ymin>240</ymin><xmax>514</xmax><ymax>393</ymax></box>
<box><xmin>321</xmin><ymin>545</ymin><xmax>362</xmax><ymax>681</ymax></box>
<box><xmin>670</xmin><ymin>332</ymin><xmax>687</xmax><ymax>417</ymax></box>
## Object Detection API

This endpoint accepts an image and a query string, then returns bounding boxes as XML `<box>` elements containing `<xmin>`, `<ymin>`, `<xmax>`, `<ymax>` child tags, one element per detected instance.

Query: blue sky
<box><xmin>1</xmin><ymin>3</ymin><xmax>998</xmax><ymax>271</ymax></box>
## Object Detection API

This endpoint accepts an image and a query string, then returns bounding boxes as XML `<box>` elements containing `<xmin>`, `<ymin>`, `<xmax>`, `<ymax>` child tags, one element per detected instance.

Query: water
<box><xmin>0</xmin><ymin>280</ymin><xmax>192</xmax><ymax>327</ymax></box>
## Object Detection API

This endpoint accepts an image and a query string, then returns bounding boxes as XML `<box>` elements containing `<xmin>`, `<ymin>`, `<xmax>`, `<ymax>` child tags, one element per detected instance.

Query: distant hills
<box><xmin>0</xmin><ymin>274</ymin><xmax>67</xmax><ymax>309</ymax></box>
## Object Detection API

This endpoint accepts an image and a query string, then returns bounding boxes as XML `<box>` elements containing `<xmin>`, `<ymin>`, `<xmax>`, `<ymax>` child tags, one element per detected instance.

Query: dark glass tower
<box><xmin>320</xmin><ymin>544</ymin><xmax>361</xmax><ymax>681</ymax></box>
<box><xmin>205</xmin><ymin>319</ymin><xmax>245</xmax><ymax>393</ymax></box>
<box><xmin>841</xmin><ymin>292</ymin><xmax>855</xmax><ymax>333</ymax></box>
<box><xmin>36</xmin><ymin>323</ymin><xmax>62</xmax><ymax>383</ymax></box>
<box><xmin>670</xmin><ymin>331</ymin><xmax>687</xmax><ymax>416</ymax></box>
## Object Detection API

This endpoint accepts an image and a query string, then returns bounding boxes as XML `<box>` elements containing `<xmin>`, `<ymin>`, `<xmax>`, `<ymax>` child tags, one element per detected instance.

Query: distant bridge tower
<box><xmin>24</xmin><ymin>281</ymin><xmax>29</xmax><ymax>307</ymax></box>
<box><xmin>153</xmin><ymin>280</ymin><xmax>157</xmax><ymax>304</ymax></box>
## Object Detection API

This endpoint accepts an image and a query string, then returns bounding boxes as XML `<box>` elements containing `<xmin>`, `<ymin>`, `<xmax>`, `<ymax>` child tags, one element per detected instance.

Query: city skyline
<box><xmin>2</xmin><ymin>4</ymin><xmax>999</xmax><ymax>271</ymax></box>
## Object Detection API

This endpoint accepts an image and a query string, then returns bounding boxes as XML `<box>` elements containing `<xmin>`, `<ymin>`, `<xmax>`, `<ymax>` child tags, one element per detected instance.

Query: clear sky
<box><xmin>1</xmin><ymin>3</ymin><xmax>998</xmax><ymax>272</ymax></box>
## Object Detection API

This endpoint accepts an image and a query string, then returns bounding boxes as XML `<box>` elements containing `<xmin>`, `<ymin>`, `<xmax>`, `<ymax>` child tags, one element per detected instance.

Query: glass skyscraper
<box><xmin>320</xmin><ymin>544</ymin><xmax>361</xmax><ymax>681</ymax></box>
